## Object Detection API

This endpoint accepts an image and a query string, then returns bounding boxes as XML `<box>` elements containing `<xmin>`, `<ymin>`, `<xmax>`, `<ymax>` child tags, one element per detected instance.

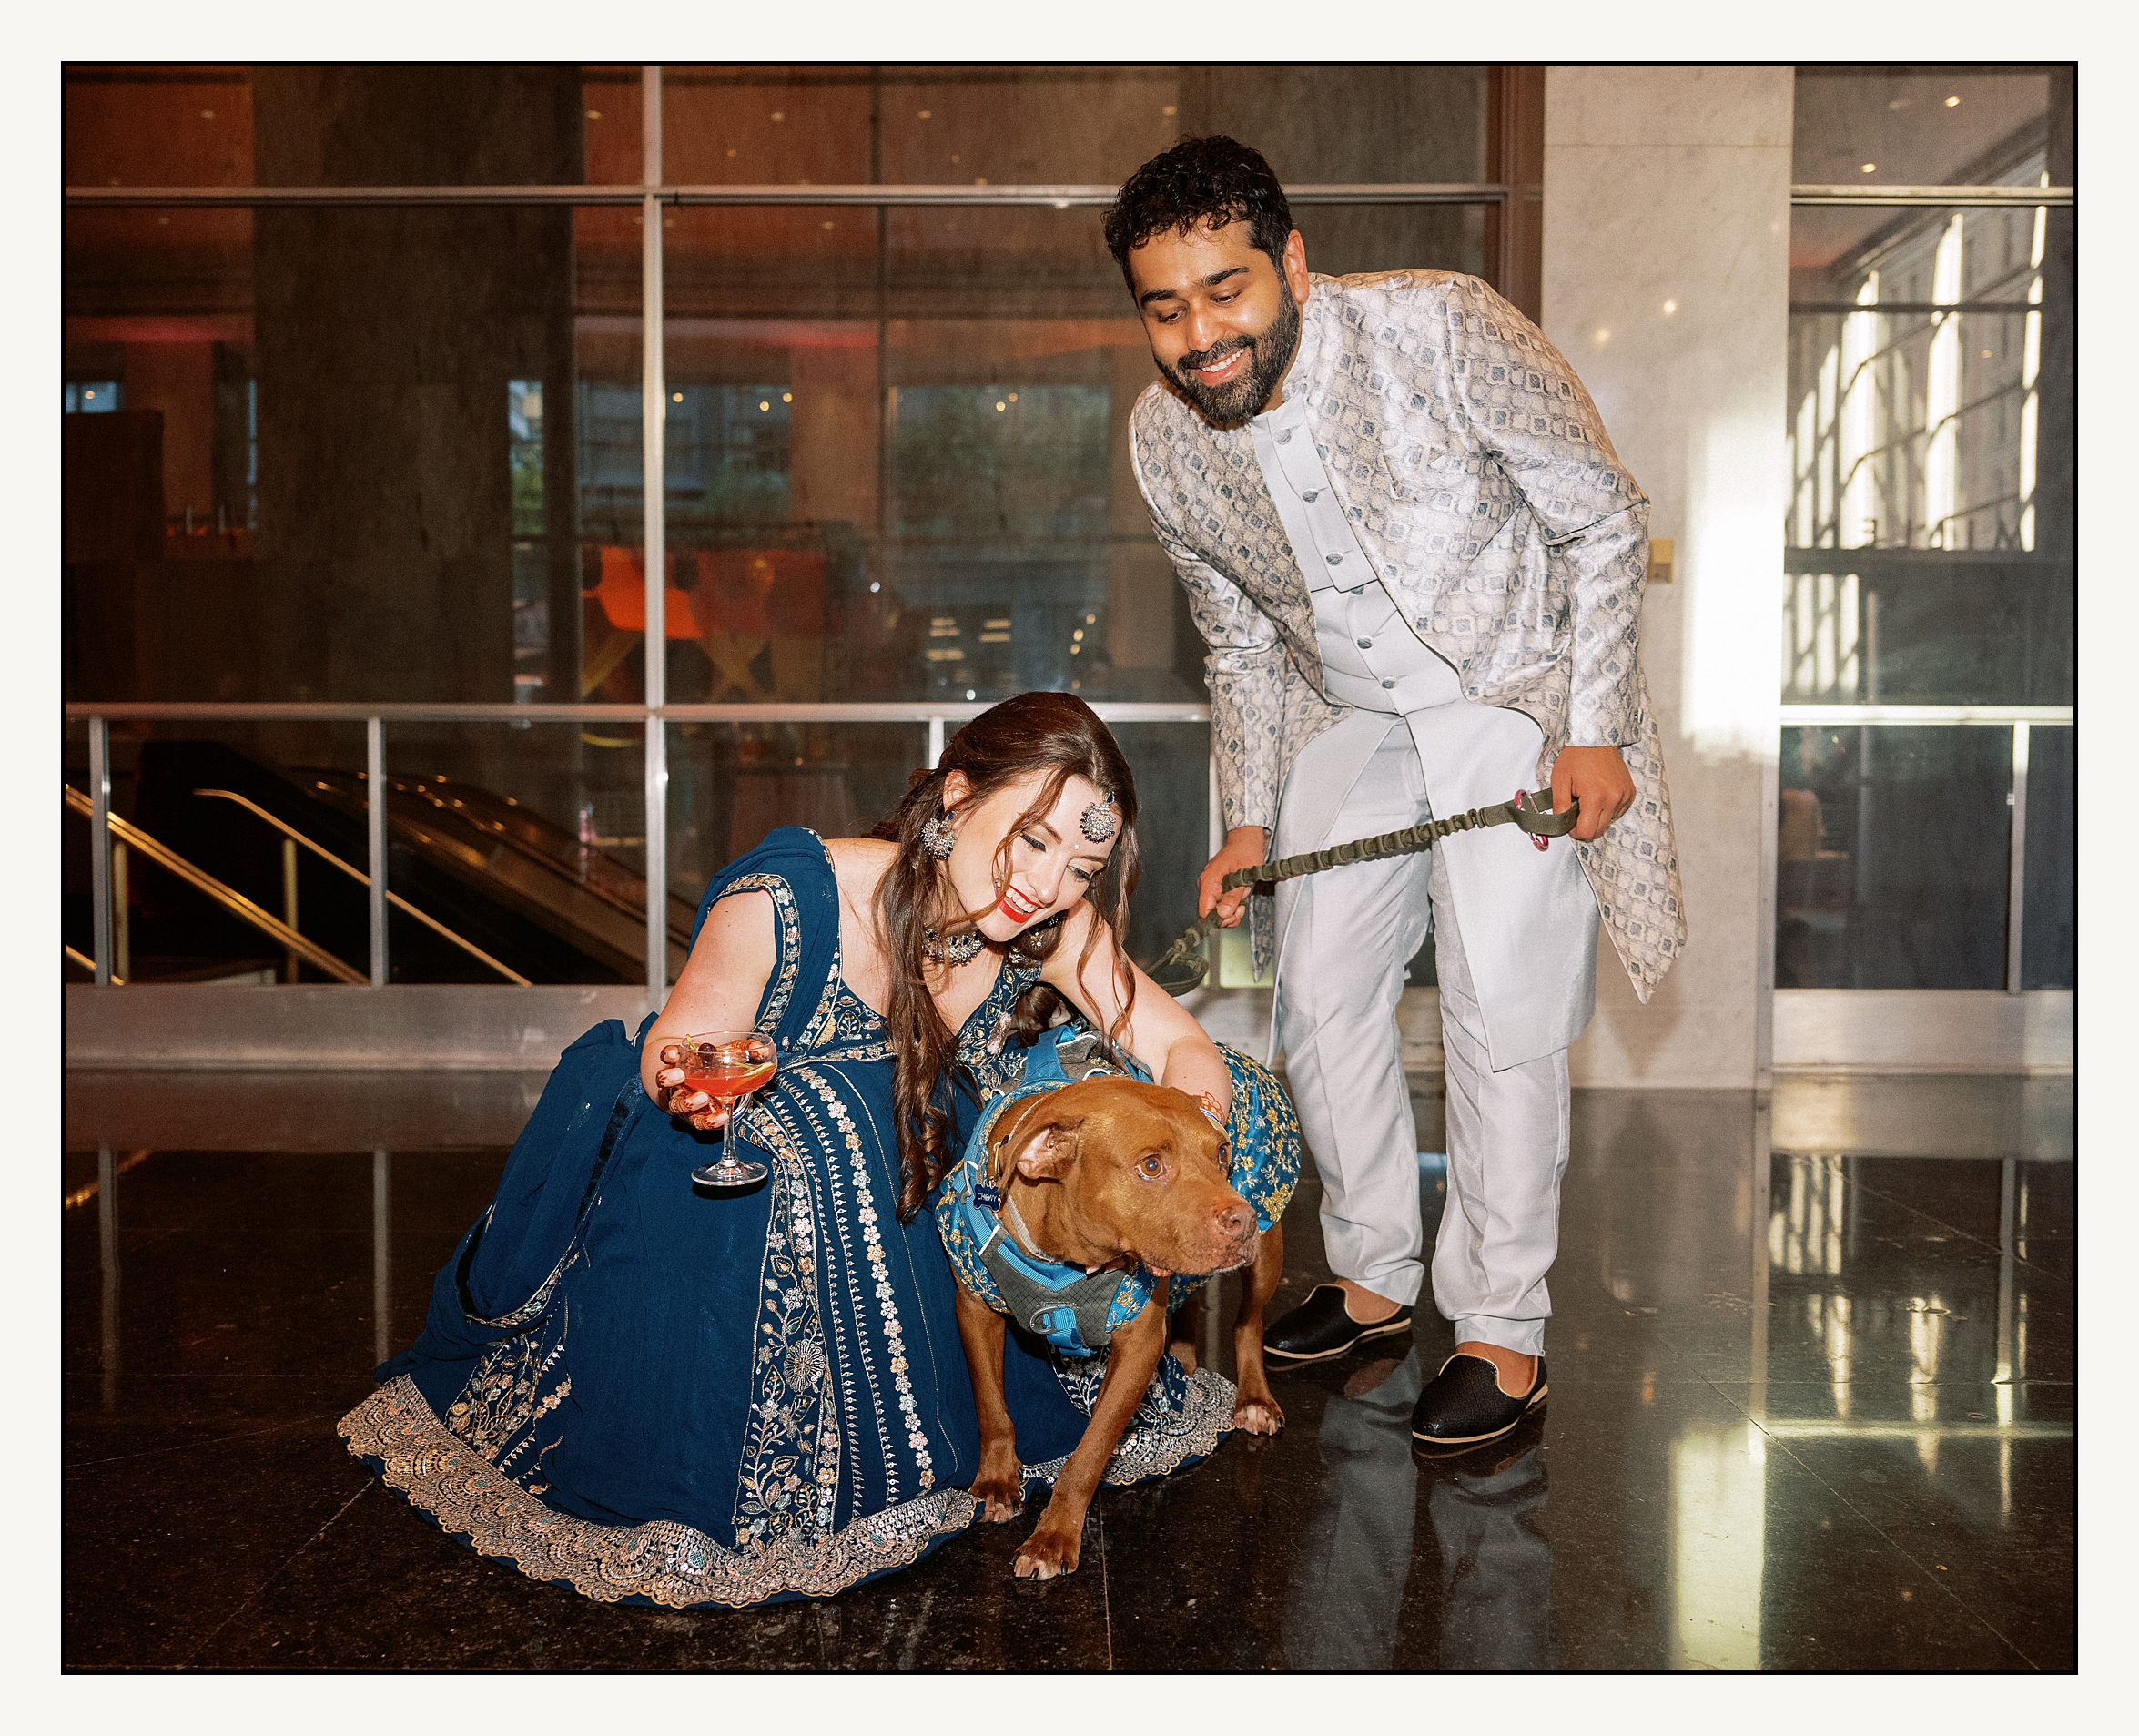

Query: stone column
<box><xmin>1542</xmin><ymin>66</ymin><xmax>1793</xmax><ymax>1090</ymax></box>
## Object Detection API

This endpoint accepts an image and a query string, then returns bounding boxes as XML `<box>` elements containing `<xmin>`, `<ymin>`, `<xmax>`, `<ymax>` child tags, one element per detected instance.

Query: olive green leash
<box><xmin>1145</xmin><ymin>788</ymin><xmax>1580</xmax><ymax>997</ymax></box>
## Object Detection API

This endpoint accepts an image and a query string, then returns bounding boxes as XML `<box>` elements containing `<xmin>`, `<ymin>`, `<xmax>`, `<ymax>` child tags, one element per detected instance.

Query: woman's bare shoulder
<box><xmin>822</xmin><ymin>836</ymin><xmax>896</xmax><ymax>901</ymax></box>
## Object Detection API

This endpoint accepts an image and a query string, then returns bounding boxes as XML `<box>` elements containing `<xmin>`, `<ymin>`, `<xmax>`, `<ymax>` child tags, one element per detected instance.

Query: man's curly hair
<box><xmin>1102</xmin><ymin>135</ymin><xmax>1293</xmax><ymax>290</ymax></box>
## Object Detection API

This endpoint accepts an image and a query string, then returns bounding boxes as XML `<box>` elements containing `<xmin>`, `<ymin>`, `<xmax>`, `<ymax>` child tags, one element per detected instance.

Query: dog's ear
<box><xmin>1010</xmin><ymin>1117</ymin><xmax>1084</xmax><ymax>1183</ymax></box>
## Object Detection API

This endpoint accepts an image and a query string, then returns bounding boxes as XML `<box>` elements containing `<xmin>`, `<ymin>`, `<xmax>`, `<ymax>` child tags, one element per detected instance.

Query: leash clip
<box><xmin>1511</xmin><ymin>787</ymin><xmax>1577</xmax><ymax>848</ymax></box>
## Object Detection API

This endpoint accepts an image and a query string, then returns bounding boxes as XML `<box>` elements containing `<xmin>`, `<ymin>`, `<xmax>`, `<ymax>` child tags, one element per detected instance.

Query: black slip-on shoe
<box><xmin>1262</xmin><ymin>1283</ymin><xmax>1414</xmax><ymax>1365</ymax></box>
<box><xmin>1409</xmin><ymin>1352</ymin><xmax>1548</xmax><ymax>1452</ymax></box>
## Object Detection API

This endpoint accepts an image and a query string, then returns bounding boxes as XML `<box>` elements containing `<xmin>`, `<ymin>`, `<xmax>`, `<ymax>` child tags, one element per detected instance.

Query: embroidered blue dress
<box><xmin>339</xmin><ymin>827</ymin><xmax>1232</xmax><ymax>1609</ymax></box>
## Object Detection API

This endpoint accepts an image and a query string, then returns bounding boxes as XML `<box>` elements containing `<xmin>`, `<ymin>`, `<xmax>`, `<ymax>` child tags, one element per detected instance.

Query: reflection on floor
<box><xmin>63</xmin><ymin>1073</ymin><xmax>2072</xmax><ymax>1670</ymax></box>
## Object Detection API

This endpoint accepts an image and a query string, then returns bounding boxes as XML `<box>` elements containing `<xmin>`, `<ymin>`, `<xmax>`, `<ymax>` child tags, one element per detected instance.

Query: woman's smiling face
<box><xmin>939</xmin><ymin>768</ymin><xmax>1119</xmax><ymax>944</ymax></box>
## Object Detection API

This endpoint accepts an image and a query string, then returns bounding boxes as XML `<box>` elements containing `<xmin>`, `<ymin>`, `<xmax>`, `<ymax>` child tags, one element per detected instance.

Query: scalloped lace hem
<box><xmin>339</xmin><ymin>1376</ymin><xmax>977</xmax><ymax>1609</ymax></box>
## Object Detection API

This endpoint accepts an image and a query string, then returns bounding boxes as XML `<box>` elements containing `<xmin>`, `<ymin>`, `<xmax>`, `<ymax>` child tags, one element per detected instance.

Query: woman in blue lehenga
<box><xmin>340</xmin><ymin>693</ymin><xmax>1254</xmax><ymax>1608</ymax></box>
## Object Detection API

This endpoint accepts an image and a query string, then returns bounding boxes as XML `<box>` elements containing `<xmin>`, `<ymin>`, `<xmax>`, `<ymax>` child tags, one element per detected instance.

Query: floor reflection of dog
<box><xmin>951</xmin><ymin>1073</ymin><xmax>1287</xmax><ymax>1580</ymax></box>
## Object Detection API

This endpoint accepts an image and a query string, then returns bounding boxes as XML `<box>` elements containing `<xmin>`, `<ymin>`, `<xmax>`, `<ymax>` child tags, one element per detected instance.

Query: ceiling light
<box><xmin>672</xmin><ymin>391</ymin><xmax>683</xmax><ymax>401</ymax></box>
<box><xmin>918</xmin><ymin>109</ymin><xmax>932</xmax><ymax>119</ymax></box>
<box><xmin>771</xmin><ymin>111</ymin><xmax>785</xmax><ymax>121</ymax></box>
<box><xmin>1008</xmin><ymin>392</ymin><xmax>1018</xmax><ymax>401</ymax></box>
<box><xmin>1662</xmin><ymin>299</ymin><xmax>1677</xmax><ymax>315</ymax></box>
<box><xmin>996</xmin><ymin>401</ymin><xmax>1007</xmax><ymax>411</ymax></box>
<box><xmin>586</xmin><ymin>109</ymin><xmax>602</xmax><ymax>120</ymax></box>
<box><xmin>966</xmin><ymin>689</ymin><xmax>977</xmax><ymax>700</ymax></box>
<box><xmin>1593</xmin><ymin>329</ymin><xmax>1609</xmax><ymax>345</ymax></box>
<box><xmin>759</xmin><ymin>401</ymin><xmax>771</xmax><ymax>411</ymax></box>
<box><xmin>1945</xmin><ymin>96</ymin><xmax>1961</xmax><ymax>107</ymax></box>
<box><xmin>822</xmin><ymin>220</ymin><xmax>835</xmax><ymax>229</ymax></box>
<box><xmin>1163</xmin><ymin>106</ymin><xmax>1177</xmax><ymax>117</ymax></box>
<box><xmin>201</xmin><ymin>109</ymin><xmax>215</xmax><ymax>120</ymax></box>
<box><xmin>1860</xmin><ymin>163</ymin><xmax>1877</xmax><ymax>174</ymax></box>
<box><xmin>727</xmin><ymin>148</ymin><xmax>737</xmax><ymax>157</ymax></box>
<box><xmin>782</xmin><ymin>392</ymin><xmax>792</xmax><ymax>402</ymax></box>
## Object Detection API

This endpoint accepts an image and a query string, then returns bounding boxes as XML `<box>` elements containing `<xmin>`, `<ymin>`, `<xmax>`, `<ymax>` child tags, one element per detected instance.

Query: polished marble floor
<box><xmin>63</xmin><ymin>1071</ymin><xmax>2073</xmax><ymax>1671</ymax></box>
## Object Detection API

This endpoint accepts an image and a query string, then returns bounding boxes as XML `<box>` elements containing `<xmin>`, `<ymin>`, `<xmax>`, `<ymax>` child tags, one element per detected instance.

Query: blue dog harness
<box><xmin>935</xmin><ymin>1027</ymin><xmax>1160</xmax><ymax>1358</ymax></box>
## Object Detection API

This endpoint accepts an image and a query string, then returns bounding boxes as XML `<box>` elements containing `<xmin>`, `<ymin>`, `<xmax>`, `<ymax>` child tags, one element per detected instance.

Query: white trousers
<box><xmin>1273</xmin><ymin>726</ymin><xmax>1572</xmax><ymax>1356</ymax></box>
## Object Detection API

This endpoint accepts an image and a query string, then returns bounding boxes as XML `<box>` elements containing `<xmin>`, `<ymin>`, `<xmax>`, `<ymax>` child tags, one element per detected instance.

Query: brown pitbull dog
<box><xmin>950</xmin><ymin>1074</ymin><xmax>1286</xmax><ymax>1580</ymax></box>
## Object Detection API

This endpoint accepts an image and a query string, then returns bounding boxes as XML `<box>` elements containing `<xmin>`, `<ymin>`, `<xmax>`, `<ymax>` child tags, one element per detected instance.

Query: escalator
<box><xmin>66</xmin><ymin>740</ymin><xmax>694</xmax><ymax>985</ymax></box>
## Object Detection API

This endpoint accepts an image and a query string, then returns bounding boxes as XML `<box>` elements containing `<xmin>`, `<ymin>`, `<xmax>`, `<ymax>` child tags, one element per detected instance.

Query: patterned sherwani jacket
<box><xmin>1130</xmin><ymin>269</ymin><xmax>1687</xmax><ymax>1000</ymax></box>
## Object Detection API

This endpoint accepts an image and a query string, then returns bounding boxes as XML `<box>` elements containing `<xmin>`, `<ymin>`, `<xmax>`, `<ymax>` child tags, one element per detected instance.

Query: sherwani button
<box><xmin>1303</xmin><ymin>491</ymin><xmax>1319</xmax><ymax>502</ymax></box>
<box><xmin>1326</xmin><ymin>553</ymin><xmax>1343</xmax><ymax>564</ymax></box>
<box><xmin>1381</xmin><ymin>679</ymin><xmax>1395</xmax><ymax>689</ymax></box>
<box><xmin>1357</xmin><ymin>638</ymin><xmax>1373</xmax><ymax>648</ymax></box>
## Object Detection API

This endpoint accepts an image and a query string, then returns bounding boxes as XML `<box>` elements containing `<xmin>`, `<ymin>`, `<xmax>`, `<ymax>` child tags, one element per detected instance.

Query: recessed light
<box><xmin>586</xmin><ymin>109</ymin><xmax>602</xmax><ymax>121</ymax></box>
<box><xmin>1008</xmin><ymin>392</ymin><xmax>1017</xmax><ymax>401</ymax></box>
<box><xmin>759</xmin><ymin>401</ymin><xmax>771</xmax><ymax>411</ymax></box>
<box><xmin>996</xmin><ymin>401</ymin><xmax>1007</xmax><ymax>411</ymax></box>
<box><xmin>917</xmin><ymin>109</ymin><xmax>932</xmax><ymax>119</ymax></box>
<box><xmin>822</xmin><ymin>220</ymin><xmax>835</xmax><ymax>229</ymax></box>
<box><xmin>771</xmin><ymin>111</ymin><xmax>785</xmax><ymax>122</ymax></box>
<box><xmin>1162</xmin><ymin>105</ymin><xmax>1177</xmax><ymax>117</ymax></box>
<box><xmin>1593</xmin><ymin>329</ymin><xmax>1609</xmax><ymax>345</ymax></box>
<box><xmin>727</xmin><ymin>148</ymin><xmax>737</xmax><ymax>157</ymax></box>
<box><xmin>1945</xmin><ymin>96</ymin><xmax>1961</xmax><ymax>107</ymax></box>
<box><xmin>671</xmin><ymin>391</ymin><xmax>683</xmax><ymax>402</ymax></box>
<box><xmin>1860</xmin><ymin>163</ymin><xmax>1877</xmax><ymax>174</ymax></box>
<box><xmin>201</xmin><ymin>109</ymin><xmax>215</xmax><ymax>120</ymax></box>
<box><xmin>782</xmin><ymin>392</ymin><xmax>792</xmax><ymax>402</ymax></box>
<box><xmin>1662</xmin><ymin>299</ymin><xmax>1677</xmax><ymax>315</ymax></box>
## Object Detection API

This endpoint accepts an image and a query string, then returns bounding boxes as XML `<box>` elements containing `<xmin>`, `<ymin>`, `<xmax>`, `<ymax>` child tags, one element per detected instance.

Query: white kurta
<box><xmin>1245</xmin><ymin>384</ymin><xmax>1599</xmax><ymax>1072</ymax></box>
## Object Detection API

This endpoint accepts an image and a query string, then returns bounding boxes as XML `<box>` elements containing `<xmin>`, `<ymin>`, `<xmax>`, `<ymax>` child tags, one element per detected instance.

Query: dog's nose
<box><xmin>1215</xmin><ymin>1200</ymin><xmax>1253</xmax><ymax>1243</ymax></box>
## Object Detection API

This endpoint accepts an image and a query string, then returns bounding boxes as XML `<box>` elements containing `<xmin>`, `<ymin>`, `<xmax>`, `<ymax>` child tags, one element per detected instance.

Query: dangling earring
<box><xmin>920</xmin><ymin>812</ymin><xmax>957</xmax><ymax>859</ymax></box>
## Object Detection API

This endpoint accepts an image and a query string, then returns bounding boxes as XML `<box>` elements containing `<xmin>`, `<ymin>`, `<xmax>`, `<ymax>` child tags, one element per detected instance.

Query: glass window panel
<box><xmin>65</xmin><ymin>205</ymin><xmax>636</xmax><ymax>706</ymax></box>
<box><xmin>66</xmin><ymin>66</ymin><xmax>613</xmax><ymax>188</ymax></box>
<box><xmin>1108</xmin><ymin>722</ymin><xmax>1211</xmax><ymax>976</ymax></box>
<box><xmin>2022</xmin><ymin>724</ymin><xmax>2073</xmax><ymax>990</ymax></box>
<box><xmin>1776</xmin><ymin>724</ymin><xmax>2012</xmax><ymax>990</ymax></box>
<box><xmin>664</xmin><ymin>722</ymin><xmax>928</xmax><ymax>910</ymax></box>
<box><xmin>1791</xmin><ymin>66</ymin><xmax>2054</xmax><ymax>190</ymax></box>
<box><xmin>664</xmin><ymin>198</ymin><xmax>1492</xmax><ymax>709</ymax></box>
<box><xmin>64</xmin><ymin>718</ymin><xmax>368</xmax><ymax>985</ymax></box>
<box><xmin>1782</xmin><ymin>199</ymin><xmax>2073</xmax><ymax>704</ymax></box>
<box><xmin>662</xmin><ymin>64</ymin><xmax>1491</xmax><ymax>189</ymax></box>
<box><xmin>1784</xmin><ymin>61</ymin><xmax>2073</xmax><ymax>714</ymax></box>
<box><xmin>381</xmin><ymin>721</ymin><xmax>659</xmax><ymax>985</ymax></box>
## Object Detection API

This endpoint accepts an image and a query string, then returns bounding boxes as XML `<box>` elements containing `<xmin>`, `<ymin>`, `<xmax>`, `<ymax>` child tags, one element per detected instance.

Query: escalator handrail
<box><xmin>189</xmin><ymin>788</ymin><xmax>532</xmax><ymax>986</ymax></box>
<box><xmin>63</xmin><ymin>784</ymin><xmax>368</xmax><ymax>985</ymax></box>
<box><xmin>65</xmin><ymin>942</ymin><xmax>125</xmax><ymax>985</ymax></box>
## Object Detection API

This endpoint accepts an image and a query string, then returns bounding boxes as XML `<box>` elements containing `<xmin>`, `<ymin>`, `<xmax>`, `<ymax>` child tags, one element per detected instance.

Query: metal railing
<box><xmin>65</xmin><ymin>699</ymin><xmax>1215</xmax><ymax>997</ymax></box>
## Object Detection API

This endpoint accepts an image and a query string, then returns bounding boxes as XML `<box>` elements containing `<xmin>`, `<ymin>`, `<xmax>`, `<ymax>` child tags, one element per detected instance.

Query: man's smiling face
<box><xmin>1126</xmin><ymin>218</ymin><xmax>1310</xmax><ymax>427</ymax></box>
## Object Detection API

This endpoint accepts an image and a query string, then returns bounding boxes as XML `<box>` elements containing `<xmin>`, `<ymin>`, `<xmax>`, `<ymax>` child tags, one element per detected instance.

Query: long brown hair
<box><xmin>869</xmin><ymin>692</ymin><xmax>1141</xmax><ymax>1222</ymax></box>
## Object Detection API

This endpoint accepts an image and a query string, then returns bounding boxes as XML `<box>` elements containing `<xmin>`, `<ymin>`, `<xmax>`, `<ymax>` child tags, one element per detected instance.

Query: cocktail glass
<box><xmin>680</xmin><ymin>1029</ymin><xmax>777</xmax><ymax>1190</ymax></box>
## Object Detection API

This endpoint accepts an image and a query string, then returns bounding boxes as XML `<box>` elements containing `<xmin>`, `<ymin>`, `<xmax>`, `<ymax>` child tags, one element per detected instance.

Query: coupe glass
<box><xmin>679</xmin><ymin>1029</ymin><xmax>777</xmax><ymax>1190</ymax></box>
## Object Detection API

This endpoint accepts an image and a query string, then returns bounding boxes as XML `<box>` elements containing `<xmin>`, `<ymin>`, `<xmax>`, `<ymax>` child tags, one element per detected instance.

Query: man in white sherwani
<box><xmin>1107</xmin><ymin>137</ymin><xmax>1687</xmax><ymax>1448</ymax></box>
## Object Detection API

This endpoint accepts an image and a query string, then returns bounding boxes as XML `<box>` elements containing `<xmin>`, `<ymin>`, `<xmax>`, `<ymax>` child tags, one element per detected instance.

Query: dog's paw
<box><xmin>972</xmin><ymin>1474</ymin><xmax>1024</xmax><ymax>1524</ymax></box>
<box><xmin>1233</xmin><ymin>1392</ymin><xmax>1285</xmax><ymax>1436</ymax></box>
<box><xmin>1012</xmin><ymin>1523</ymin><xmax>1082</xmax><ymax>1580</ymax></box>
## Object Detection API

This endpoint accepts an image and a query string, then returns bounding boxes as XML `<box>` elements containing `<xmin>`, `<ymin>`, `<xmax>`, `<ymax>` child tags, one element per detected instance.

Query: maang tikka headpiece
<box><xmin>1080</xmin><ymin>791</ymin><xmax>1119</xmax><ymax>843</ymax></box>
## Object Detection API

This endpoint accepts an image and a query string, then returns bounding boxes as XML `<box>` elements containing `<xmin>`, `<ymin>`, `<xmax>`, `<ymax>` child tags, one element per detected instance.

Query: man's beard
<box><xmin>1165</xmin><ymin>287</ymin><xmax>1302</xmax><ymax>427</ymax></box>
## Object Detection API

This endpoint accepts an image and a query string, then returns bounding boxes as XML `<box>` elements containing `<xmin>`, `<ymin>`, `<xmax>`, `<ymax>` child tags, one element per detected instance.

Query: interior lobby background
<box><xmin>59</xmin><ymin>62</ymin><xmax>2074</xmax><ymax>1091</ymax></box>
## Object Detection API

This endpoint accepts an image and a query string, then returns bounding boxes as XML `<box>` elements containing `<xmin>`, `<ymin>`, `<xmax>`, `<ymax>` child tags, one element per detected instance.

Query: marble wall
<box><xmin>1541</xmin><ymin>66</ymin><xmax>1793</xmax><ymax>1089</ymax></box>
